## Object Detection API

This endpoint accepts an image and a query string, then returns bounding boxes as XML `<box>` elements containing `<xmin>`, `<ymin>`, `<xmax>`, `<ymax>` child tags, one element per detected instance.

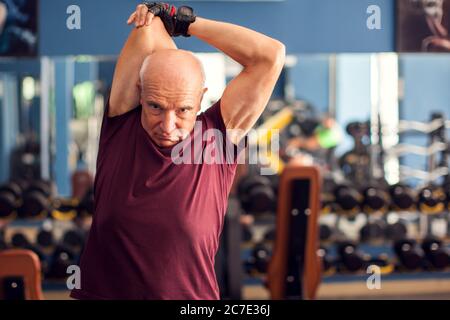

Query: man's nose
<box><xmin>160</xmin><ymin>112</ymin><xmax>177</xmax><ymax>134</ymax></box>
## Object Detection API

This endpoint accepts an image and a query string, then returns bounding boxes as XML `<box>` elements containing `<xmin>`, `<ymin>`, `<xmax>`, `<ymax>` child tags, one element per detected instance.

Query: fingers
<box><xmin>127</xmin><ymin>5</ymin><xmax>153</xmax><ymax>28</ymax></box>
<box><xmin>127</xmin><ymin>12</ymin><xmax>136</xmax><ymax>25</ymax></box>
<box><xmin>138</xmin><ymin>4</ymin><xmax>148</xmax><ymax>26</ymax></box>
<box><xmin>145</xmin><ymin>12</ymin><xmax>154</xmax><ymax>26</ymax></box>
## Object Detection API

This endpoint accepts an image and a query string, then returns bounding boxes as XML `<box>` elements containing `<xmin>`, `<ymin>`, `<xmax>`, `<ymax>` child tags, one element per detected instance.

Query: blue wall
<box><xmin>290</xmin><ymin>55</ymin><xmax>330</xmax><ymax>113</ymax></box>
<box><xmin>40</xmin><ymin>0</ymin><xmax>395</xmax><ymax>55</ymax></box>
<box><xmin>400</xmin><ymin>55</ymin><xmax>450</xmax><ymax>121</ymax></box>
<box><xmin>335</xmin><ymin>54</ymin><xmax>372</xmax><ymax>156</ymax></box>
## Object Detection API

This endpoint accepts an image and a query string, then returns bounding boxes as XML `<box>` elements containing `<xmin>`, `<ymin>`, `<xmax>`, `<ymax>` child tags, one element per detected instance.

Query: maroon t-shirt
<box><xmin>70</xmin><ymin>99</ymin><xmax>241</xmax><ymax>300</ymax></box>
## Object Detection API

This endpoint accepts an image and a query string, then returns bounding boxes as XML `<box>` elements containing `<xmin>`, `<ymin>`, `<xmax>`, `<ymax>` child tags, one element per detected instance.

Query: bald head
<box><xmin>138</xmin><ymin>49</ymin><xmax>208</xmax><ymax>148</ymax></box>
<box><xmin>139</xmin><ymin>49</ymin><xmax>206</xmax><ymax>94</ymax></box>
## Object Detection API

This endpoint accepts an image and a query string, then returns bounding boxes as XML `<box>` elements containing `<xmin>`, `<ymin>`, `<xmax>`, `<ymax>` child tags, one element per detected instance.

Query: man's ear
<box><xmin>137</xmin><ymin>80</ymin><xmax>143</xmax><ymax>105</ymax></box>
<box><xmin>200</xmin><ymin>87</ymin><xmax>208</xmax><ymax>102</ymax></box>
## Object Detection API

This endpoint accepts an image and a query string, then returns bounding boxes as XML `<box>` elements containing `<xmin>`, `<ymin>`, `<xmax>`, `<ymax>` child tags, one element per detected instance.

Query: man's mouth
<box><xmin>157</xmin><ymin>135</ymin><xmax>176</xmax><ymax>142</ymax></box>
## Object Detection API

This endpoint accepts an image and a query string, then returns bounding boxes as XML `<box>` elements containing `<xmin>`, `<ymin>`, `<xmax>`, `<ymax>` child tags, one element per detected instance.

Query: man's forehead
<box><xmin>142</xmin><ymin>72</ymin><xmax>204</xmax><ymax>99</ymax></box>
<box><xmin>142</xmin><ymin>51</ymin><xmax>205</xmax><ymax>84</ymax></box>
<box><xmin>143</xmin><ymin>91</ymin><xmax>199</xmax><ymax>108</ymax></box>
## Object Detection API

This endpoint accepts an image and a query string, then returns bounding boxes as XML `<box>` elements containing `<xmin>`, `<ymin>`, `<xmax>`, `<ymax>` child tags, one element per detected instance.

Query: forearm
<box><xmin>188</xmin><ymin>17</ymin><xmax>285</xmax><ymax>68</ymax></box>
<box><xmin>110</xmin><ymin>18</ymin><xmax>176</xmax><ymax>115</ymax></box>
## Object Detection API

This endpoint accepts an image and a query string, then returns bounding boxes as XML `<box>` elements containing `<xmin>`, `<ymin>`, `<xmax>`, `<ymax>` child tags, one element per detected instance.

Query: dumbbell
<box><xmin>242</xmin><ymin>224</ymin><xmax>253</xmax><ymax>242</ymax></box>
<box><xmin>18</xmin><ymin>180</ymin><xmax>53</xmax><ymax>219</ymax></box>
<box><xmin>246</xmin><ymin>242</ymin><xmax>271</xmax><ymax>274</ymax></box>
<box><xmin>417</xmin><ymin>185</ymin><xmax>446</xmax><ymax>215</ymax></box>
<box><xmin>0</xmin><ymin>181</ymin><xmax>25</xmax><ymax>219</ymax></box>
<box><xmin>339</xmin><ymin>151</ymin><xmax>371</xmax><ymax>188</ymax></box>
<box><xmin>36</xmin><ymin>228</ymin><xmax>55</xmax><ymax>248</ymax></box>
<box><xmin>285</xmin><ymin>103</ymin><xmax>319</xmax><ymax>140</ymax></box>
<box><xmin>11</xmin><ymin>232</ymin><xmax>31</xmax><ymax>248</ymax></box>
<box><xmin>365</xmin><ymin>253</ymin><xmax>393</xmax><ymax>274</ymax></box>
<box><xmin>339</xmin><ymin>122</ymin><xmax>372</xmax><ymax>183</ymax></box>
<box><xmin>333</xmin><ymin>184</ymin><xmax>363</xmax><ymax>216</ymax></box>
<box><xmin>319</xmin><ymin>224</ymin><xmax>335</xmax><ymax>242</ymax></box>
<box><xmin>384</xmin><ymin>221</ymin><xmax>408</xmax><ymax>241</ymax></box>
<box><xmin>62</xmin><ymin>229</ymin><xmax>86</xmax><ymax>252</ymax></box>
<box><xmin>47</xmin><ymin>245</ymin><xmax>76</xmax><ymax>279</ymax></box>
<box><xmin>10</xmin><ymin>231</ymin><xmax>46</xmax><ymax>266</ymax></box>
<box><xmin>393</xmin><ymin>239</ymin><xmax>425</xmax><ymax>270</ymax></box>
<box><xmin>317</xmin><ymin>247</ymin><xmax>335</xmax><ymax>275</ymax></box>
<box><xmin>361</xmin><ymin>183</ymin><xmax>390</xmax><ymax>213</ymax></box>
<box><xmin>337</xmin><ymin>241</ymin><xmax>367</xmax><ymax>272</ymax></box>
<box><xmin>0</xmin><ymin>228</ymin><xmax>7</xmax><ymax>251</ymax></box>
<box><xmin>443</xmin><ymin>176</ymin><xmax>450</xmax><ymax>211</ymax></box>
<box><xmin>421</xmin><ymin>237</ymin><xmax>449</xmax><ymax>270</ymax></box>
<box><xmin>359</xmin><ymin>220</ymin><xmax>385</xmax><ymax>243</ymax></box>
<box><xmin>263</xmin><ymin>227</ymin><xmax>276</xmax><ymax>242</ymax></box>
<box><xmin>389</xmin><ymin>184</ymin><xmax>416</xmax><ymax>211</ymax></box>
<box><xmin>237</xmin><ymin>175</ymin><xmax>276</xmax><ymax>214</ymax></box>
<box><xmin>51</xmin><ymin>198</ymin><xmax>79</xmax><ymax>221</ymax></box>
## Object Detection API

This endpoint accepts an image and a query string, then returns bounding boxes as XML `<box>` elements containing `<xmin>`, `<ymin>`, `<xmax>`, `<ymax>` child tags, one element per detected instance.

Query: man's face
<box><xmin>140</xmin><ymin>81</ymin><xmax>203</xmax><ymax>148</ymax></box>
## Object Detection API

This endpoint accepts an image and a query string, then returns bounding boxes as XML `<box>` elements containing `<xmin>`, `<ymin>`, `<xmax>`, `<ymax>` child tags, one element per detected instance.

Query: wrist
<box><xmin>174</xmin><ymin>5</ymin><xmax>196</xmax><ymax>37</ymax></box>
<box><xmin>186</xmin><ymin>16</ymin><xmax>201</xmax><ymax>36</ymax></box>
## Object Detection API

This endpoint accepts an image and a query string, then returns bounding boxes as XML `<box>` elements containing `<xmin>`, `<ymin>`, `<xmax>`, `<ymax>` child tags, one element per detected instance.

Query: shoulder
<box><xmin>198</xmin><ymin>100</ymin><xmax>226</xmax><ymax>132</ymax></box>
<box><xmin>98</xmin><ymin>97</ymin><xmax>142</xmax><ymax>146</ymax></box>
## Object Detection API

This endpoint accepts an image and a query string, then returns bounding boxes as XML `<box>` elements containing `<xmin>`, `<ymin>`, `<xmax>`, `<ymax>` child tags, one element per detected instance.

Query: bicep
<box><xmin>220</xmin><ymin>61</ymin><xmax>284</xmax><ymax>144</ymax></box>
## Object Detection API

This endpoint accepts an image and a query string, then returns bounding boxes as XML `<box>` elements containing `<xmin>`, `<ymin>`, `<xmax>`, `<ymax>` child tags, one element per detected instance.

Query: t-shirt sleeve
<box><xmin>201</xmin><ymin>100</ymin><xmax>247</xmax><ymax>167</ymax></box>
<box><xmin>98</xmin><ymin>96</ymin><xmax>140</xmax><ymax>150</ymax></box>
<box><xmin>96</xmin><ymin>96</ymin><xmax>140</xmax><ymax>167</ymax></box>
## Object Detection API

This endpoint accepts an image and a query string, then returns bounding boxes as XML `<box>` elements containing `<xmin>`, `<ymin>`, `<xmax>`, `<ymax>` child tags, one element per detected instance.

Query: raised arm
<box><xmin>188</xmin><ymin>18</ymin><xmax>286</xmax><ymax>144</ymax></box>
<box><xmin>109</xmin><ymin>9</ymin><xmax>176</xmax><ymax>117</ymax></box>
<box><xmin>128</xmin><ymin>3</ymin><xmax>285</xmax><ymax>144</ymax></box>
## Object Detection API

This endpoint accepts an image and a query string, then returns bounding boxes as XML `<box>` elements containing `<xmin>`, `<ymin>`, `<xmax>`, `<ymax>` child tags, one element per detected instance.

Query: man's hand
<box><xmin>127</xmin><ymin>2</ymin><xmax>196</xmax><ymax>37</ymax></box>
<box><xmin>127</xmin><ymin>4</ymin><xmax>155</xmax><ymax>28</ymax></box>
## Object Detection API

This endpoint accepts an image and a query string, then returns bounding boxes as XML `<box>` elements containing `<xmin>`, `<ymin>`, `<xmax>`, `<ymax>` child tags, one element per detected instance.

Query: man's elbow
<box><xmin>273</xmin><ymin>41</ymin><xmax>286</xmax><ymax>68</ymax></box>
<box><xmin>260</xmin><ymin>40</ymin><xmax>286</xmax><ymax>70</ymax></box>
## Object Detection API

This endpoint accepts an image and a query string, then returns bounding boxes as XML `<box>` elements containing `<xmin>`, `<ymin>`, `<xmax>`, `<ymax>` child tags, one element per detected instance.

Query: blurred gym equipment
<box><xmin>421</xmin><ymin>237</ymin><xmax>450</xmax><ymax>270</ymax></box>
<box><xmin>267</xmin><ymin>165</ymin><xmax>322</xmax><ymax>300</ymax></box>
<box><xmin>389</xmin><ymin>184</ymin><xmax>417</xmax><ymax>211</ymax></box>
<box><xmin>336</xmin><ymin>241</ymin><xmax>366</xmax><ymax>273</ymax></box>
<box><xmin>237</xmin><ymin>175</ymin><xmax>276</xmax><ymax>215</ymax></box>
<box><xmin>394</xmin><ymin>239</ymin><xmax>425</xmax><ymax>270</ymax></box>
<box><xmin>0</xmin><ymin>181</ymin><xmax>24</xmax><ymax>219</ymax></box>
<box><xmin>18</xmin><ymin>180</ymin><xmax>53</xmax><ymax>219</ymax></box>
<box><xmin>0</xmin><ymin>249</ymin><xmax>44</xmax><ymax>300</ymax></box>
<box><xmin>47</xmin><ymin>245</ymin><xmax>76</xmax><ymax>279</ymax></box>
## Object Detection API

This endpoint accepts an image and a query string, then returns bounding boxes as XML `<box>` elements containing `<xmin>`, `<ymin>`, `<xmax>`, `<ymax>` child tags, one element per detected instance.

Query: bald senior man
<box><xmin>71</xmin><ymin>2</ymin><xmax>285</xmax><ymax>300</ymax></box>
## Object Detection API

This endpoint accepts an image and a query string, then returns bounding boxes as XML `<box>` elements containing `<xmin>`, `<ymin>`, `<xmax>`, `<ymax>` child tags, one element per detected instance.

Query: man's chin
<box><xmin>156</xmin><ymin>137</ymin><xmax>178</xmax><ymax>147</ymax></box>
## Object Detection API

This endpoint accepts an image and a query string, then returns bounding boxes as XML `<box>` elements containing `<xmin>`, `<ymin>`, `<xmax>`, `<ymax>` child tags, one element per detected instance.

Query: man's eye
<box><xmin>149</xmin><ymin>104</ymin><xmax>160</xmax><ymax>110</ymax></box>
<box><xmin>179</xmin><ymin>108</ymin><xmax>189</xmax><ymax>113</ymax></box>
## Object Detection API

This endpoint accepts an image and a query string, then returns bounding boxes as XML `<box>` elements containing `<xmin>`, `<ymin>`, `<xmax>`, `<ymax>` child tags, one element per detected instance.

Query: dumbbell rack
<box><xmin>318</xmin><ymin>210</ymin><xmax>450</xmax><ymax>292</ymax></box>
<box><xmin>234</xmin><ymin>201</ymin><xmax>450</xmax><ymax>299</ymax></box>
<box><xmin>0</xmin><ymin>217</ymin><xmax>90</xmax><ymax>290</ymax></box>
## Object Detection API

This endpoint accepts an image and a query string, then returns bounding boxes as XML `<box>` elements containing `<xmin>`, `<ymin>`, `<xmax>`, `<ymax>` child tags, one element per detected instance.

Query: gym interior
<box><xmin>0</xmin><ymin>0</ymin><xmax>450</xmax><ymax>301</ymax></box>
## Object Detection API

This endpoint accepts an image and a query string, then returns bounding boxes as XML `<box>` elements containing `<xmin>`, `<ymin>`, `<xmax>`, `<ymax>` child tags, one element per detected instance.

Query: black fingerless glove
<box><xmin>144</xmin><ymin>2</ymin><xmax>196</xmax><ymax>37</ymax></box>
